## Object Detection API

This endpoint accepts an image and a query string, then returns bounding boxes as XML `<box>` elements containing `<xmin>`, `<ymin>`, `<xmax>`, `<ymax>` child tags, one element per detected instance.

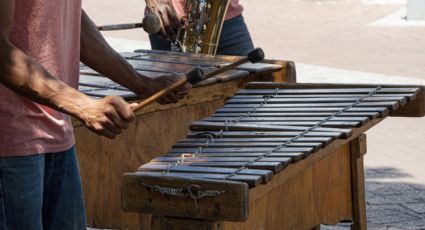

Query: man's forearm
<box><xmin>0</xmin><ymin>36</ymin><xmax>92</xmax><ymax>119</ymax></box>
<box><xmin>80</xmin><ymin>10</ymin><xmax>151</xmax><ymax>96</ymax></box>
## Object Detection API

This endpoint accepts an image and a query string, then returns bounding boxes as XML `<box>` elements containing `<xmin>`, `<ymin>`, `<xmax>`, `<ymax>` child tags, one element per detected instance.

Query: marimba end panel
<box><xmin>221</xmin><ymin>143</ymin><xmax>352</xmax><ymax>230</ymax></box>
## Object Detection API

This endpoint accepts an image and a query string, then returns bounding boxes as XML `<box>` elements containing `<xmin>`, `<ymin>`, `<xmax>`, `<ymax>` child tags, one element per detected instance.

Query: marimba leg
<box><xmin>350</xmin><ymin>134</ymin><xmax>367</xmax><ymax>230</ymax></box>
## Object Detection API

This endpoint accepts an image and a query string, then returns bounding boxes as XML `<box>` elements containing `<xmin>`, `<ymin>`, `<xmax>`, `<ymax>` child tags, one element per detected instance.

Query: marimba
<box><xmin>122</xmin><ymin>82</ymin><xmax>425</xmax><ymax>230</ymax></box>
<box><xmin>74</xmin><ymin>50</ymin><xmax>295</xmax><ymax>229</ymax></box>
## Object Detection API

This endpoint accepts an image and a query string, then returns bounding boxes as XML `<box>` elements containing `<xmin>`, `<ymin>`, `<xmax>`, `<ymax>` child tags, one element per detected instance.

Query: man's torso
<box><xmin>0</xmin><ymin>0</ymin><xmax>82</xmax><ymax>156</ymax></box>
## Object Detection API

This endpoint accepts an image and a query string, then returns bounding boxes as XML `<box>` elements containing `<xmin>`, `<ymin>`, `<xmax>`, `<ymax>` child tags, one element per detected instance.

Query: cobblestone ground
<box><xmin>323</xmin><ymin>170</ymin><xmax>425</xmax><ymax>230</ymax></box>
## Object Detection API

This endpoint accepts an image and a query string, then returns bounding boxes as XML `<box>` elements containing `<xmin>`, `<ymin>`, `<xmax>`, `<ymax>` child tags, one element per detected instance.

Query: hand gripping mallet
<box><xmin>131</xmin><ymin>48</ymin><xmax>265</xmax><ymax>112</ymax></box>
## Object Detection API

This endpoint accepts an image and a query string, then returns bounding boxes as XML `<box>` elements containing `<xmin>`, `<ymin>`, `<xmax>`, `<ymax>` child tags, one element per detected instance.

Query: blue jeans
<box><xmin>0</xmin><ymin>146</ymin><xmax>86</xmax><ymax>230</ymax></box>
<box><xmin>149</xmin><ymin>15</ymin><xmax>254</xmax><ymax>56</ymax></box>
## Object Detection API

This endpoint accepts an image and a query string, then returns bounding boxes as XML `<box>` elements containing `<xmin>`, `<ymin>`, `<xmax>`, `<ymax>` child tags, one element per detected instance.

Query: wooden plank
<box><xmin>196</xmin><ymin>120</ymin><xmax>362</xmax><ymax>128</ymax></box>
<box><xmin>227</xmin><ymin>96</ymin><xmax>407</xmax><ymax>104</ymax></box>
<box><xmin>151</xmin><ymin>155</ymin><xmax>292</xmax><ymax>165</ymax></box>
<box><xmin>231</xmin><ymin>94</ymin><xmax>416</xmax><ymax>100</ymax></box>
<box><xmin>83</xmin><ymin>89</ymin><xmax>138</xmax><ymax>99</ymax></box>
<box><xmin>237</xmin><ymin>88</ymin><xmax>419</xmax><ymax>95</ymax></box>
<box><xmin>179</xmin><ymin>137</ymin><xmax>333</xmax><ymax>144</ymax></box>
<box><xmin>138</xmin><ymin>172</ymin><xmax>262</xmax><ymax>187</ymax></box>
<box><xmin>79</xmin><ymin>75</ymin><xmax>127</xmax><ymax>90</ymax></box>
<box><xmin>122</xmin><ymin>173</ymin><xmax>250</xmax><ymax>221</ymax></box>
<box><xmin>126</xmin><ymin>59</ymin><xmax>195</xmax><ymax>73</ymax></box>
<box><xmin>169</xmin><ymin>147</ymin><xmax>314</xmax><ymax>154</ymax></box>
<box><xmin>222</xmin><ymin>102</ymin><xmax>400</xmax><ymax>110</ymax></box>
<box><xmin>163</xmin><ymin>152</ymin><xmax>307</xmax><ymax>162</ymax></box>
<box><xmin>189</xmin><ymin>121</ymin><xmax>352</xmax><ymax>138</ymax></box>
<box><xmin>146</xmin><ymin>161</ymin><xmax>284</xmax><ymax>173</ymax></box>
<box><xmin>138</xmin><ymin>164</ymin><xmax>274</xmax><ymax>182</ymax></box>
<box><xmin>215</xmin><ymin>107</ymin><xmax>389</xmax><ymax>117</ymax></box>
<box><xmin>187</xmin><ymin>131</ymin><xmax>341</xmax><ymax>138</ymax></box>
<box><xmin>211</xmin><ymin>112</ymin><xmax>380</xmax><ymax>118</ymax></box>
<box><xmin>204</xmin><ymin>116</ymin><xmax>369</xmax><ymax>124</ymax></box>
<box><xmin>244</xmin><ymin>82</ymin><xmax>420</xmax><ymax>92</ymax></box>
<box><xmin>172</xmin><ymin>142</ymin><xmax>323</xmax><ymax>149</ymax></box>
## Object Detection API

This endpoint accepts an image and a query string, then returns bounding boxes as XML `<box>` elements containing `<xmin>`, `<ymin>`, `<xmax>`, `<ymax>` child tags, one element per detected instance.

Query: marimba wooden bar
<box><xmin>73</xmin><ymin>50</ymin><xmax>295</xmax><ymax>229</ymax></box>
<box><xmin>122</xmin><ymin>82</ymin><xmax>425</xmax><ymax>230</ymax></box>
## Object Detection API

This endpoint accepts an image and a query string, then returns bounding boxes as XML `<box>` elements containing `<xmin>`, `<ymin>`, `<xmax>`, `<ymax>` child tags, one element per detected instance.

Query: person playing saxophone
<box><xmin>145</xmin><ymin>0</ymin><xmax>254</xmax><ymax>56</ymax></box>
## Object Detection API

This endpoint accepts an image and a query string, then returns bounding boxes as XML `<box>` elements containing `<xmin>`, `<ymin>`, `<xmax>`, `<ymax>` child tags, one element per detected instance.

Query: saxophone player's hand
<box><xmin>145</xmin><ymin>0</ymin><xmax>182</xmax><ymax>40</ymax></box>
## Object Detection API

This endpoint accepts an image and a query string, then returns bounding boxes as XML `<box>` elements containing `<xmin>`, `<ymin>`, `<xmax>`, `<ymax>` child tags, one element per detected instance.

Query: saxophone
<box><xmin>175</xmin><ymin>0</ymin><xmax>231</xmax><ymax>54</ymax></box>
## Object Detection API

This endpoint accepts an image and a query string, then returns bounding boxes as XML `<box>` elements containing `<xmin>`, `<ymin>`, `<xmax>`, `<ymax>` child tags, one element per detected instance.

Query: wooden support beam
<box><xmin>350</xmin><ymin>134</ymin><xmax>367</xmax><ymax>230</ymax></box>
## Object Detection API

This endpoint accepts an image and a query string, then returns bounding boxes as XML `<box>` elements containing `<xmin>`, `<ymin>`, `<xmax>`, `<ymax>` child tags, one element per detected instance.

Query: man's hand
<box><xmin>78</xmin><ymin>96</ymin><xmax>136</xmax><ymax>139</ymax></box>
<box><xmin>139</xmin><ymin>73</ymin><xmax>192</xmax><ymax>104</ymax></box>
<box><xmin>145</xmin><ymin>0</ymin><xmax>182</xmax><ymax>40</ymax></box>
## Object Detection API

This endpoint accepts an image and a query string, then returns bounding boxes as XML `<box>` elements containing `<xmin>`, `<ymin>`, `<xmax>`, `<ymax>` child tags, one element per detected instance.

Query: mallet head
<box><xmin>142</xmin><ymin>14</ymin><xmax>161</xmax><ymax>34</ymax></box>
<box><xmin>186</xmin><ymin>67</ymin><xmax>206</xmax><ymax>84</ymax></box>
<box><xmin>247</xmin><ymin>48</ymin><xmax>265</xmax><ymax>63</ymax></box>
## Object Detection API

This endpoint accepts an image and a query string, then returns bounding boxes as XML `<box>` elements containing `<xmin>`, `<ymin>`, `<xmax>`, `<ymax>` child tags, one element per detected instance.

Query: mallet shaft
<box><xmin>131</xmin><ymin>77</ymin><xmax>188</xmax><ymax>112</ymax></box>
<box><xmin>205</xmin><ymin>58</ymin><xmax>248</xmax><ymax>78</ymax></box>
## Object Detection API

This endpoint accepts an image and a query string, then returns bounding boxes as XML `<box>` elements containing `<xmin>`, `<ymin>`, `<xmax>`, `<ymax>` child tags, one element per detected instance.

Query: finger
<box><xmin>105</xmin><ymin>107</ymin><xmax>128</xmax><ymax>130</ymax></box>
<box><xmin>102</xmin><ymin>116</ymin><xmax>122</xmax><ymax>135</ymax></box>
<box><xmin>90</xmin><ymin>122</ymin><xmax>117</xmax><ymax>139</ymax></box>
<box><xmin>166</xmin><ymin>90</ymin><xmax>180</xmax><ymax>102</ymax></box>
<box><xmin>129</xmin><ymin>102</ymin><xmax>139</xmax><ymax>111</ymax></box>
<box><xmin>176</xmin><ymin>84</ymin><xmax>191</xmax><ymax>95</ymax></box>
<box><xmin>110</xmin><ymin>98</ymin><xmax>135</xmax><ymax>123</ymax></box>
<box><xmin>158</xmin><ymin>95</ymin><xmax>173</xmax><ymax>104</ymax></box>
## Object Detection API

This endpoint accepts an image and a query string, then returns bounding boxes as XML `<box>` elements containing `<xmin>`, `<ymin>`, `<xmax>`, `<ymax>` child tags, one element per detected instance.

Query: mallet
<box><xmin>97</xmin><ymin>14</ymin><xmax>161</xmax><ymax>34</ymax></box>
<box><xmin>131</xmin><ymin>48</ymin><xmax>265</xmax><ymax>112</ymax></box>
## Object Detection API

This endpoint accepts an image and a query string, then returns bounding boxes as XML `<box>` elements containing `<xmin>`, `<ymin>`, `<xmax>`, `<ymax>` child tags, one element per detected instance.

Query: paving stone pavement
<box><xmin>322</xmin><ymin>172</ymin><xmax>425</xmax><ymax>230</ymax></box>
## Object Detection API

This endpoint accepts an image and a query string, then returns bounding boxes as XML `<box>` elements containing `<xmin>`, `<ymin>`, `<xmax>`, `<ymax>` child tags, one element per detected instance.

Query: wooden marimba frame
<box><xmin>74</xmin><ymin>50</ymin><xmax>295</xmax><ymax>229</ymax></box>
<box><xmin>122</xmin><ymin>82</ymin><xmax>425</xmax><ymax>230</ymax></box>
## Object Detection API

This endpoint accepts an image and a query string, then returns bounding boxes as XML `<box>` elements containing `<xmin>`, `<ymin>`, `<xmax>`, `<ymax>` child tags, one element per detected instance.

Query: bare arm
<box><xmin>80</xmin><ymin>10</ymin><xmax>190</xmax><ymax>103</ymax></box>
<box><xmin>0</xmin><ymin>1</ymin><xmax>134</xmax><ymax>138</ymax></box>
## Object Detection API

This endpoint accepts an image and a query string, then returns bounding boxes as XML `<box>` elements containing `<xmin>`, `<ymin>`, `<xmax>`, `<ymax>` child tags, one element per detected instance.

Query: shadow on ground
<box><xmin>323</xmin><ymin>167</ymin><xmax>425</xmax><ymax>230</ymax></box>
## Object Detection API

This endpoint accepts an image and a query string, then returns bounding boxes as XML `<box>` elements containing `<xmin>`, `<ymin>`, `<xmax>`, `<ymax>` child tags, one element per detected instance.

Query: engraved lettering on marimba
<box><xmin>141</xmin><ymin>182</ymin><xmax>225</xmax><ymax>211</ymax></box>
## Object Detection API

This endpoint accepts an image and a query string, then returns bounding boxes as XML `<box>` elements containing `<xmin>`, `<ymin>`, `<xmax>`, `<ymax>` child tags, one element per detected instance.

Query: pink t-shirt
<box><xmin>172</xmin><ymin>0</ymin><xmax>244</xmax><ymax>21</ymax></box>
<box><xmin>0</xmin><ymin>0</ymin><xmax>82</xmax><ymax>156</ymax></box>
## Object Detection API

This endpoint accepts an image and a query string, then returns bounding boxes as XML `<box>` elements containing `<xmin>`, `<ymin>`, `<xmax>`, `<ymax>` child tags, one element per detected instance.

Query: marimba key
<box><xmin>215</xmin><ymin>107</ymin><xmax>390</xmax><ymax>117</ymax></box>
<box><xmin>197</xmin><ymin>120</ymin><xmax>363</xmax><ymax>128</ymax></box>
<box><xmin>172</xmin><ymin>142</ymin><xmax>323</xmax><ymax>151</ymax></box>
<box><xmin>187</xmin><ymin>131</ymin><xmax>341</xmax><ymax>138</ymax></box>
<box><xmin>230</xmin><ymin>95</ymin><xmax>410</xmax><ymax>102</ymax></box>
<box><xmin>179</xmin><ymin>137</ymin><xmax>333</xmax><ymax>144</ymax></box>
<box><xmin>190</xmin><ymin>121</ymin><xmax>352</xmax><ymax>138</ymax></box>
<box><xmin>205</xmin><ymin>116</ymin><xmax>370</xmax><ymax>122</ymax></box>
<box><xmin>133</xmin><ymin>171</ymin><xmax>263</xmax><ymax>188</ymax></box>
<box><xmin>222</xmin><ymin>102</ymin><xmax>400</xmax><ymax>110</ymax></box>
<box><xmin>138</xmin><ymin>163</ymin><xmax>274</xmax><ymax>182</ymax></box>
<box><xmin>152</xmin><ymin>156</ymin><xmax>292</xmax><ymax>164</ymax></box>
<box><xmin>169</xmin><ymin>147</ymin><xmax>315</xmax><ymax>154</ymax></box>
<box><xmin>235</xmin><ymin>88</ymin><xmax>420</xmax><ymax>95</ymax></box>
<box><xmin>146</xmin><ymin>161</ymin><xmax>284</xmax><ymax>173</ymax></box>
<box><xmin>211</xmin><ymin>112</ymin><xmax>381</xmax><ymax>118</ymax></box>
<box><xmin>164</xmin><ymin>152</ymin><xmax>307</xmax><ymax>162</ymax></box>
